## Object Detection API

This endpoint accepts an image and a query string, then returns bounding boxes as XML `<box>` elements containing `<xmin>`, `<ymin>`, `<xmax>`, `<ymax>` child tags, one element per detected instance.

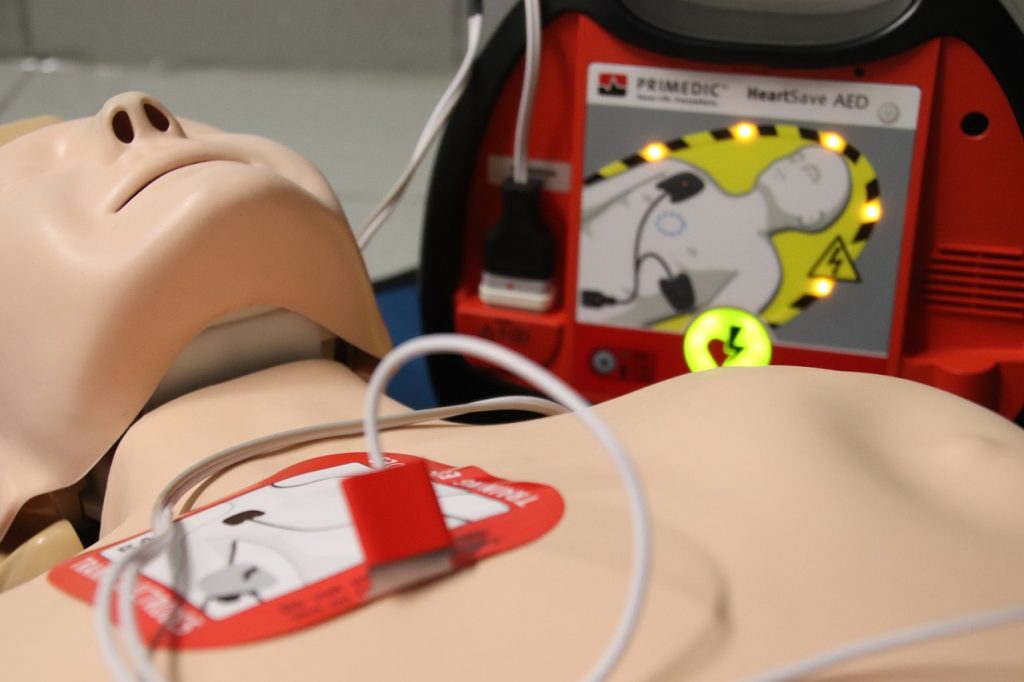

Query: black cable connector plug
<box><xmin>580</xmin><ymin>290</ymin><xmax>618</xmax><ymax>308</ymax></box>
<box><xmin>478</xmin><ymin>178</ymin><xmax>556</xmax><ymax>312</ymax></box>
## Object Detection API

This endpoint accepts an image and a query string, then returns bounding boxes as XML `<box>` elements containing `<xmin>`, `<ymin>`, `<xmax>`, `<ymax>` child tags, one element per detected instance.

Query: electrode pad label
<box><xmin>49</xmin><ymin>453</ymin><xmax>564</xmax><ymax>648</ymax></box>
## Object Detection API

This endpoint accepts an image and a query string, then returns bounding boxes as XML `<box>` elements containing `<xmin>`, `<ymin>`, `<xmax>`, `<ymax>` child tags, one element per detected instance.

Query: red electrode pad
<box><xmin>343</xmin><ymin>458</ymin><xmax>453</xmax><ymax>567</ymax></box>
<box><xmin>49</xmin><ymin>453</ymin><xmax>563</xmax><ymax>648</ymax></box>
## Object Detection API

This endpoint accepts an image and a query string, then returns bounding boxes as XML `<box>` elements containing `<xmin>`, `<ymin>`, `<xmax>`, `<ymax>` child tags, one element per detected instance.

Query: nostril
<box><xmin>143</xmin><ymin>102</ymin><xmax>171</xmax><ymax>132</ymax></box>
<box><xmin>112</xmin><ymin>110</ymin><xmax>134</xmax><ymax>143</ymax></box>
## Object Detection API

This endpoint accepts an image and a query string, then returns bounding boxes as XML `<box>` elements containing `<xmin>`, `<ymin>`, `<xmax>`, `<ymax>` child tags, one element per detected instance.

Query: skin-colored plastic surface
<box><xmin>2</xmin><ymin>360</ymin><xmax>1023</xmax><ymax>680</ymax></box>
<box><xmin>0</xmin><ymin>519</ymin><xmax>83</xmax><ymax>592</ymax></box>
<box><xmin>0</xmin><ymin>93</ymin><xmax>391</xmax><ymax>542</ymax></box>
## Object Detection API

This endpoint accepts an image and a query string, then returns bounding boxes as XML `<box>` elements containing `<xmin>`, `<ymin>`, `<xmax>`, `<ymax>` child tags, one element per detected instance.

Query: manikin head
<box><xmin>0</xmin><ymin>92</ymin><xmax>391</xmax><ymax>541</ymax></box>
<box><xmin>757</xmin><ymin>145</ymin><xmax>851</xmax><ymax>230</ymax></box>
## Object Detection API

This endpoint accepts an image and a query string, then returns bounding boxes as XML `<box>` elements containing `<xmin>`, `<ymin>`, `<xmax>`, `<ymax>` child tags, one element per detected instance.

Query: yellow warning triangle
<box><xmin>809</xmin><ymin>236</ymin><xmax>861</xmax><ymax>282</ymax></box>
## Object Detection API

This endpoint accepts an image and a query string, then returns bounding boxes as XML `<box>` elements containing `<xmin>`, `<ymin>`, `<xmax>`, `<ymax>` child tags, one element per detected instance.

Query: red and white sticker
<box><xmin>49</xmin><ymin>452</ymin><xmax>563</xmax><ymax>648</ymax></box>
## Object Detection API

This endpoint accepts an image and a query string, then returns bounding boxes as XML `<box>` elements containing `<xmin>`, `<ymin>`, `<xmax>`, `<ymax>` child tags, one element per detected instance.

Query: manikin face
<box><xmin>757</xmin><ymin>145</ymin><xmax>851</xmax><ymax>230</ymax></box>
<box><xmin>0</xmin><ymin>92</ymin><xmax>390</xmax><ymax>540</ymax></box>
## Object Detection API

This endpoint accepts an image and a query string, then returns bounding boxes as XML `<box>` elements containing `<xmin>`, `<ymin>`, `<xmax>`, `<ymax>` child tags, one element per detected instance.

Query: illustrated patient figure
<box><xmin>578</xmin><ymin>146</ymin><xmax>850</xmax><ymax>326</ymax></box>
<box><xmin>0</xmin><ymin>95</ymin><xmax>1021</xmax><ymax>681</ymax></box>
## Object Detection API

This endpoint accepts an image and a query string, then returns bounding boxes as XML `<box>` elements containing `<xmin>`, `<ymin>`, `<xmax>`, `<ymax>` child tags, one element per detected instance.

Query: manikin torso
<box><xmin>0</xmin><ymin>95</ymin><xmax>1021</xmax><ymax>681</ymax></box>
<box><xmin>2</xmin><ymin>359</ymin><xmax>1023</xmax><ymax>681</ymax></box>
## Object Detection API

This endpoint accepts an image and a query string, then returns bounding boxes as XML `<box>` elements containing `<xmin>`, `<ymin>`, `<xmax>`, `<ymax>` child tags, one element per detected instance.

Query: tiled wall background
<box><xmin>0</xmin><ymin>1</ymin><xmax>26</xmax><ymax>55</ymax></box>
<box><xmin>0</xmin><ymin>0</ymin><xmax>518</xmax><ymax>68</ymax></box>
<box><xmin>2</xmin><ymin>0</ymin><xmax>1022</xmax><ymax>67</ymax></box>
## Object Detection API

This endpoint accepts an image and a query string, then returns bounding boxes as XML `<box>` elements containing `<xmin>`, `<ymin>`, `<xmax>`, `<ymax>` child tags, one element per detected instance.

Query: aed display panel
<box><xmin>421</xmin><ymin>1</ymin><xmax>1024</xmax><ymax>421</ymax></box>
<box><xmin>577</xmin><ymin>63</ymin><xmax>920</xmax><ymax>359</ymax></box>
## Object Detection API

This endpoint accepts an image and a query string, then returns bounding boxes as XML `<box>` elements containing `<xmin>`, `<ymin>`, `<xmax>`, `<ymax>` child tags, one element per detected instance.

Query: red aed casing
<box><xmin>441</xmin><ymin>12</ymin><xmax>1022</xmax><ymax>419</ymax></box>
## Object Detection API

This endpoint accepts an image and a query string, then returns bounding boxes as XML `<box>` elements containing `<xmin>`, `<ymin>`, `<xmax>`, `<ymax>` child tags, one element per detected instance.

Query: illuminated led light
<box><xmin>861</xmin><ymin>200</ymin><xmax>882</xmax><ymax>222</ymax></box>
<box><xmin>821</xmin><ymin>132</ymin><xmax>846</xmax><ymax>152</ymax></box>
<box><xmin>639</xmin><ymin>142</ymin><xmax>669</xmax><ymax>162</ymax></box>
<box><xmin>683</xmin><ymin>307</ymin><xmax>773</xmax><ymax>372</ymax></box>
<box><xmin>808</xmin><ymin>276</ymin><xmax>836</xmax><ymax>298</ymax></box>
<box><xmin>731</xmin><ymin>122</ymin><xmax>758</xmax><ymax>142</ymax></box>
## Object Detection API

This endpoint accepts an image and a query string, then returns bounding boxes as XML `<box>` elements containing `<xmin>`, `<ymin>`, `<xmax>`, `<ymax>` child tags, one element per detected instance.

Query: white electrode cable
<box><xmin>94</xmin><ymin>393</ymin><xmax>567</xmax><ymax>682</ymax></box>
<box><xmin>361</xmin><ymin>334</ymin><xmax>652</xmax><ymax>682</ymax></box>
<box><xmin>356</xmin><ymin>9</ymin><xmax>483</xmax><ymax>250</ymax></box>
<box><xmin>511</xmin><ymin>0</ymin><xmax>542</xmax><ymax>184</ymax></box>
<box><xmin>743</xmin><ymin>604</ymin><xmax>1024</xmax><ymax>682</ymax></box>
<box><xmin>93</xmin><ymin>512</ymin><xmax>172</xmax><ymax>682</ymax></box>
<box><xmin>159</xmin><ymin>396</ymin><xmax>563</xmax><ymax>517</ymax></box>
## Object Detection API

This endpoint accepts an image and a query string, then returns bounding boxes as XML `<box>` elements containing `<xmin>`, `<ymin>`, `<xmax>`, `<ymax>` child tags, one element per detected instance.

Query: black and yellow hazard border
<box><xmin>582</xmin><ymin>122</ymin><xmax>882</xmax><ymax>330</ymax></box>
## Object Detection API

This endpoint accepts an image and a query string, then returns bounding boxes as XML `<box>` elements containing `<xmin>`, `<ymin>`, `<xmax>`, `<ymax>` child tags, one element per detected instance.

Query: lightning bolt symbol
<box><xmin>726</xmin><ymin>326</ymin><xmax>744</xmax><ymax>359</ymax></box>
<box><xmin>828</xmin><ymin>245</ymin><xmax>843</xmax><ymax>275</ymax></box>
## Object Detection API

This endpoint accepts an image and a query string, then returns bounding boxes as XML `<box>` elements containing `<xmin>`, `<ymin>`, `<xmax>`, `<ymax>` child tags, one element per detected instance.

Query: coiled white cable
<box><xmin>356</xmin><ymin>10</ymin><xmax>483</xmax><ymax>250</ymax></box>
<box><xmin>97</xmin><ymin>333</ymin><xmax>652</xmax><ymax>682</ymax></box>
<box><xmin>362</xmin><ymin>334</ymin><xmax>652</xmax><ymax>682</ymax></box>
<box><xmin>94</xmin><ymin>392</ymin><xmax>568</xmax><ymax>682</ymax></box>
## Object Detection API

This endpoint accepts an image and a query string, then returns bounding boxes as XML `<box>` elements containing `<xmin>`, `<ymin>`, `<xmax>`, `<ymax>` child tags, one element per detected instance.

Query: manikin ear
<box><xmin>0</xmin><ymin>116</ymin><xmax>62</xmax><ymax>148</ymax></box>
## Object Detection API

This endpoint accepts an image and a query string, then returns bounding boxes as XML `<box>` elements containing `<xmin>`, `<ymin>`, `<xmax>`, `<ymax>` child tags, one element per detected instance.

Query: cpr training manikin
<box><xmin>0</xmin><ymin>93</ymin><xmax>1021</xmax><ymax>681</ymax></box>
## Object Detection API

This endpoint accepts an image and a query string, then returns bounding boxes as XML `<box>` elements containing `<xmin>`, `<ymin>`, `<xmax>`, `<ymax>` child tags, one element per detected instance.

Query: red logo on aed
<box><xmin>598</xmin><ymin>72</ymin><xmax>628</xmax><ymax>97</ymax></box>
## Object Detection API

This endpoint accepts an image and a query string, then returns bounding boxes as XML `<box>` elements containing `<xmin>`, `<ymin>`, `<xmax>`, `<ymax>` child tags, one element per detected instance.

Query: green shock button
<box><xmin>683</xmin><ymin>307</ymin><xmax>773</xmax><ymax>372</ymax></box>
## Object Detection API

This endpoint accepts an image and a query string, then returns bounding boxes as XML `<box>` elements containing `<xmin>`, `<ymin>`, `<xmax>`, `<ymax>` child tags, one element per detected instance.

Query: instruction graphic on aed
<box><xmin>577</xmin><ymin>63</ymin><xmax>921</xmax><ymax>357</ymax></box>
<box><xmin>49</xmin><ymin>453</ymin><xmax>563</xmax><ymax>647</ymax></box>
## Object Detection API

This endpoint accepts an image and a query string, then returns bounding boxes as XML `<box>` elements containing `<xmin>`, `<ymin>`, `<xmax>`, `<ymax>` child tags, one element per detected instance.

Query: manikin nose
<box><xmin>96</xmin><ymin>92</ymin><xmax>185</xmax><ymax>146</ymax></box>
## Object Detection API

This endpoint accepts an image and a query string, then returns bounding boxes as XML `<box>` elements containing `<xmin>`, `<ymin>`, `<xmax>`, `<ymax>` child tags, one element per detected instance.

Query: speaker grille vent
<box><xmin>924</xmin><ymin>244</ymin><xmax>1024</xmax><ymax>320</ymax></box>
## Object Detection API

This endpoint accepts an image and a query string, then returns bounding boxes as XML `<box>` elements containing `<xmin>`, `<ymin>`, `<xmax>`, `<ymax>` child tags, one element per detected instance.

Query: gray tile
<box><xmin>0</xmin><ymin>61</ymin><xmax>29</xmax><ymax>115</ymax></box>
<box><xmin>0</xmin><ymin>61</ymin><xmax>180</xmax><ymax>122</ymax></box>
<box><xmin>0</xmin><ymin>1</ymin><xmax>27</xmax><ymax>56</ymax></box>
<box><xmin>27</xmin><ymin>0</ymin><xmax>461</xmax><ymax>70</ymax></box>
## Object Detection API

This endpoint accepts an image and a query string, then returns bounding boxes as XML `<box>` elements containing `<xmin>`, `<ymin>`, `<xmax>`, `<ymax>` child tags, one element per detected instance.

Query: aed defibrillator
<box><xmin>420</xmin><ymin>0</ymin><xmax>1024</xmax><ymax>421</ymax></box>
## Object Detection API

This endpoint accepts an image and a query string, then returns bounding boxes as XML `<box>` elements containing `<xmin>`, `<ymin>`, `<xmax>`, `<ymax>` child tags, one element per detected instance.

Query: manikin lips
<box><xmin>112</xmin><ymin>157</ymin><xmax>250</xmax><ymax>212</ymax></box>
<box><xmin>116</xmin><ymin>161</ymin><xmax>210</xmax><ymax>211</ymax></box>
